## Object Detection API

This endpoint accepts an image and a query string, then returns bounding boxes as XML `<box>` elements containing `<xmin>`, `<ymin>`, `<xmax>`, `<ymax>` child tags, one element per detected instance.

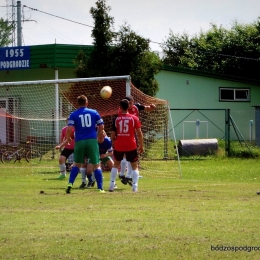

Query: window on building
<box><xmin>219</xmin><ymin>88</ymin><xmax>250</xmax><ymax>101</ymax></box>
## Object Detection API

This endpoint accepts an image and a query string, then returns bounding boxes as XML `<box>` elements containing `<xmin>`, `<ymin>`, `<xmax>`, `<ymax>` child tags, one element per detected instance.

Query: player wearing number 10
<box><xmin>109</xmin><ymin>99</ymin><xmax>144</xmax><ymax>192</ymax></box>
<box><xmin>65</xmin><ymin>95</ymin><xmax>105</xmax><ymax>193</ymax></box>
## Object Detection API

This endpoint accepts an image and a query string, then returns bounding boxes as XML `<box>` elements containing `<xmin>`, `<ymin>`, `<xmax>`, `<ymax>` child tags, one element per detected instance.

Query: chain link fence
<box><xmin>169</xmin><ymin>108</ymin><xmax>259</xmax><ymax>159</ymax></box>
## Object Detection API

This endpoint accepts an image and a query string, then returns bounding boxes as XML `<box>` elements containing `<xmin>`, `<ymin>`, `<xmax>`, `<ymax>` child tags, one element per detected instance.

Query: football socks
<box><xmin>59</xmin><ymin>163</ymin><xmax>66</xmax><ymax>176</ymax></box>
<box><xmin>132</xmin><ymin>169</ymin><xmax>139</xmax><ymax>187</ymax></box>
<box><xmin>94</xmin><ymin>168</ymin><xmax>103</xmax><ymax>190</ymax></box>
<box><xmin>120</xmin><ymin>158</ymin><xmax>127</xmax><ymax>175</ymax></box>
<box><xmin>68</xmin><ymin>166</ymin><xmax>79</xmax><ymax>184</ymax></box>
<box><xmin>110</xmin><ymin>167</ymin><xmax>118</xmax><ymax>182</ymax></box>
<box><xmin>80</xmin><ymin>167</ymin><xmax>87</xmax><ymax>184</ymax></box>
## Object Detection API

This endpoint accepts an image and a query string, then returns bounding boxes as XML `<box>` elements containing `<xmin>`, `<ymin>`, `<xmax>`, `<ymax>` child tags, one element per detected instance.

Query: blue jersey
<box><xmin>98</xmin><ymin>136</ymin><xmax>113</xmax><ymax>155</ymax></box>
<box><xmin>68</xmin><ymin>107</ymin><xmax>104</xmax><ymax>141</ymax></box>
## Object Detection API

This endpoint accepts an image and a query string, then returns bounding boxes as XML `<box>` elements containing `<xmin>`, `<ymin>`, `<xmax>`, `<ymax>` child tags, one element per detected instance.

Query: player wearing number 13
<box><xmin>109</xmin><ymin>99</ymin><xmax>144</xmax><ymax>192</ymax></box>
<box><xmin>65</xmin><ymin>95</ymin><xmax>105</xmax><ymax>193</ymax></box>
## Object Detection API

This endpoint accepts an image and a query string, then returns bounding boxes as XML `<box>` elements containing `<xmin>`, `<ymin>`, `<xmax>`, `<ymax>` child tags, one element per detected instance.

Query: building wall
<box><xmin>155</xmin><ymin>70</ymin><xmax>260</xmax><ymax>141</ymax></box>
<box><xmin>155</xmin><ymin>70</ymin><xmax>260</xmax><ymax>110</ymax></box>
<box><xmin>0</xmin><ymin>43</ymin><xmax>93</xmax><ymax>82</ymax></box>
<box><xmin>0</xmin><ymin>68</ymin><xmax>75</xmax><ymax>82</ymax></box>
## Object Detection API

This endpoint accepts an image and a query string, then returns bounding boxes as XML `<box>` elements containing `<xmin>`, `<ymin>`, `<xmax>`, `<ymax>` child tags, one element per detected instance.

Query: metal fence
<box><xmin>169</xmin><ymin>108</ymin><xmax>258</xmax><ymax>158</ymax></box>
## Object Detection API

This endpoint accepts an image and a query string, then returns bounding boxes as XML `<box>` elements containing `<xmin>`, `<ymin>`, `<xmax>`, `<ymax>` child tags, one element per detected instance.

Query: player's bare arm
<box><xmin>96</xmin><ymin>124</ymin><xmax>104</xmax><ymax>138</ymax></box>
<box><xmin>110</xmin><ymin>131</ymin><xmax>116</xmax><ymax>148</ymax></box>
<box><xmin>60</xmin><ymin>134</ymin><xmax>64</xmax><ymax>144</ymax></box>
<box><xmin>56</xmin><ymin>125</ymin><xmax>73</xmax><ymax>149</ymax></box>
<box><xmin>55</xmin><ymin>134</ymin><xmax>64</xmax><ymax>150</ymax></box>
<box><xmin>100</xmin><ymin>150</ymin><xmax>113</xmax><ymax>159</ymax></box>
<box><xmin>144</xmin><ymin>104</ymin><xmax>156</xmax><ymax>112</ymax></box>
<box><xmin>136</xmin><ymin>128</ymin><xmax>144</xmax><ymax>154</ymax></box>
<box><xmin>55</xmin><ymin>137</ymin><xmax>72</xmax><ymax>150</ymax></box>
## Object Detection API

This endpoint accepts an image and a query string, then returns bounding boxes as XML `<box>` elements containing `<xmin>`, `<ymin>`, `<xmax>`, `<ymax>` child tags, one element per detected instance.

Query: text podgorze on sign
<box><xmin>0</xmin><ymin>46</ymin><xmax>30</xmax><ymax>70</ymax></box>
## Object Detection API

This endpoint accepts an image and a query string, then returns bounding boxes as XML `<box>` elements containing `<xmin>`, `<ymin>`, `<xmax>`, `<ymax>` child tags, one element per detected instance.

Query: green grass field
<box><xmin>1</xmin><ymin>158</ymin><xmax>260</xmax><ymax>259</ymax></box>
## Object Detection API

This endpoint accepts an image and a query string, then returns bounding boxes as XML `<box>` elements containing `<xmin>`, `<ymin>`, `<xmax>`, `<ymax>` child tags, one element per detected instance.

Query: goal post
<box><xmin>0</xmin><ymin>75</ymin><xmax>132</xmax><ymax>143</ymax></box>
<box><xmin>0</xmin><ymin>76</ymin><xmax>181</xmax><ymax>178</ymax></box>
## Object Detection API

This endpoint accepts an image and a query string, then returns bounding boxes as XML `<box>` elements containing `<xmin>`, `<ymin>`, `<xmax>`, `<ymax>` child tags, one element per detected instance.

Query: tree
<box><xmin>74</xmin><ymin>0</ymin><xmax>162</xmax><ymax>96</ymax></box>
<box><xmin>0</xmin><ymin>18</ymin><xmax>12</xmax><ymax>47</ymax></box>
<box><xmin>161</xmin><ymin>30</ymin><xmax>191</xmax><ymax>67</ymax></box>
<box><xmin>111</xmin><ymin>23</ymin><xmax>162</xmax><ymax>96</ymax></box>
<box><xmin>161</xmin><ymin>18</ymin><xmax>260</xmax><ymax>80</ymax></box>
<box><xmin>73</xmin><ymin>49</ymin><xmax>90</xmax><ymax>78</ymax></box>
<box><xmin>74</xmin><ymin>0</ymin><xmax>114</xmax><ymax>77</ymax></box>
<box><xmin>130</xmin><ymin>50</ymin><xmax>161</xmax><ymax>96</ymax></box>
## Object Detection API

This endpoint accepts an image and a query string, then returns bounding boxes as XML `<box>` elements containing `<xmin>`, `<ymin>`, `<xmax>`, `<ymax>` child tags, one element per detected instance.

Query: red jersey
<box><xmin>61</xmin><ymin>126</ymin><xmax>75</xmax><ymax>149</ymax></box>
<box><xmin>112</xmin><ymin>113</ymin><xmax>141</xmax><ymax>151</ymax></box>
<box><xmin>118</xmin><ymin>105</ymin><xmax>139</xmax><ymax>117</ymax></box>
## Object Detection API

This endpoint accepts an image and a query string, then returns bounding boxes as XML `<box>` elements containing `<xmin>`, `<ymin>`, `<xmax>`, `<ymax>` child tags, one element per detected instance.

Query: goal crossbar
<box><xmin>0</xmin><ymin>75</ymin><xmax>131</xmax><ymax>87</ymax></box>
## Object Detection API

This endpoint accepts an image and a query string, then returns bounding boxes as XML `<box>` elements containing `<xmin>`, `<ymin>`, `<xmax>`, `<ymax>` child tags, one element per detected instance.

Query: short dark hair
<box><xmin>77</xmin><ymin>95</ymin><xmax>88</xmax><ymax>106</ymax></box>
<box><xmin>124</xmin><ymin>96</ymin><xmax>133</xmax><ymax>101</ymax></box>
<box><xmin>120</xmin><ymin>99</ymin><xmax>129</xmax><ymax>111</ymax></box>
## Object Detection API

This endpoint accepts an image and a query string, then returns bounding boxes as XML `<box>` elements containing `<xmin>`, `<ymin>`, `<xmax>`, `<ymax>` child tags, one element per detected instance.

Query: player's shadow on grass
<box><xmin>37</xmin><ymin>171</ymin><xmax>59</xmax><ymax>174</ymax></box>
<box><xmin>42</xmin><ymin>177</ymin><xmax>67</xmax><ymax>181</ymax></box>
<box><xmin>46</xmin><ymin>187</ymin><xmax>125</xmax><ymax>192</ymax></box>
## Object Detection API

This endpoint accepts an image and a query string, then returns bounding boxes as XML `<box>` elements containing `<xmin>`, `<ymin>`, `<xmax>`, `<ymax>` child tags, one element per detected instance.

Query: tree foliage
<box><xmin>74</xmin><ymin>0</ymin><xmax>162</xmax><ymax>96</ymax></box>
<box><xmin>161</xmin><ymin>18</ymin><xmax>260</xmax><ymax>80</ymax></box>
<box><xmin>74</xmin><ymin>0</ymin><xmax>114</xmax><ymax>77</ymax></box>
<box><xmin>0</xmin><ymin>18</ymin><xmax>12</xmax><ymax>47</ymax></box>
<box><xmin>110</xmin><ymin>23</ymin><xmax>162</xmax><ymax>96</ymax></box>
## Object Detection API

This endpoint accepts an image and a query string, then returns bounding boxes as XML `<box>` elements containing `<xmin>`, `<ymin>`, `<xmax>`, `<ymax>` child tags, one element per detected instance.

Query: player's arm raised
<box><xmin>144</xmin><ymin>104</ymin><xmax>156</xmax><ymax>112</ymax></box>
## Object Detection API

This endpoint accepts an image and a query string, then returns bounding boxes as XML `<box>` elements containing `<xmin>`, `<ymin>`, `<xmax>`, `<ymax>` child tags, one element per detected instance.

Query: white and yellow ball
<box><xmin>100</xmin><ymin>86</ymin><xmax>112</xmax><ymax>99</ymax></box>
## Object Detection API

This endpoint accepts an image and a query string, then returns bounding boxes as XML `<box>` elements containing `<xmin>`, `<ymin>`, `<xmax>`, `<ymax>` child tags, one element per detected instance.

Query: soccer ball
<box><xmin>100</xmin><ymin>86</ymin><xmax>112</xmax><ymax>99</ymax></box>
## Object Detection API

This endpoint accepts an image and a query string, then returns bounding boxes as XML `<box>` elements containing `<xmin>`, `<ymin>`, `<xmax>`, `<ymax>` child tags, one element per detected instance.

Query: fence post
<box><xmin>249</xmin><ymin>120</ymin><xmax>254</xmax><ymax>143</ymax></box>
<box><xmin>196</xmin><ymin>119</ymin><xmax>200</xmax><ymax>138</ymax></box>
<box><xmin>253</xmin><ymin>106</ymin><xmax>260</xmax><ymax>146</ymax></box>
<box><xmin>225</xmin><ymin>109</ymin><xmax>230</xmax><ymax>157</ymax></box>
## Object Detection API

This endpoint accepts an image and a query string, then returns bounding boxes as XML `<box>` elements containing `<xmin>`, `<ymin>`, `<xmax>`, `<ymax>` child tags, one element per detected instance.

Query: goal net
<box><xmin>0</xmin><ymin>76</ymin><xmax>181</xmax><ymax>178</ymax></box>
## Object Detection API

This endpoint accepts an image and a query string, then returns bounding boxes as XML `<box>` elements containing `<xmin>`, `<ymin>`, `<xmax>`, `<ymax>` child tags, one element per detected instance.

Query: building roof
<box><xmin>162</xmin><ymin>64</ymin><xmax>260</xmax><ymax>86</ymax></box>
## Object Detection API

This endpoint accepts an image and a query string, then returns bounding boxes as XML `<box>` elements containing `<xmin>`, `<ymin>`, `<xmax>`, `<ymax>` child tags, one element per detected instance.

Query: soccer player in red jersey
<box><xmin>109</xmin><ymin>99</ymin><xmax>144</xmax><ymax>192</ymax></box>
<box><xmin>118</xmin><ymin>96</ymin><xmax>156</xmax><ymax>184</ymax></box>
<box><xmin>55</xmin><ymin>118</ymin><xmax>75</xmax><ymax>179</ymax></box>
<box><xmin>117</xmin><ymin>95</ymin><xmax>156</xmax><ymax>117</ymax></box>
